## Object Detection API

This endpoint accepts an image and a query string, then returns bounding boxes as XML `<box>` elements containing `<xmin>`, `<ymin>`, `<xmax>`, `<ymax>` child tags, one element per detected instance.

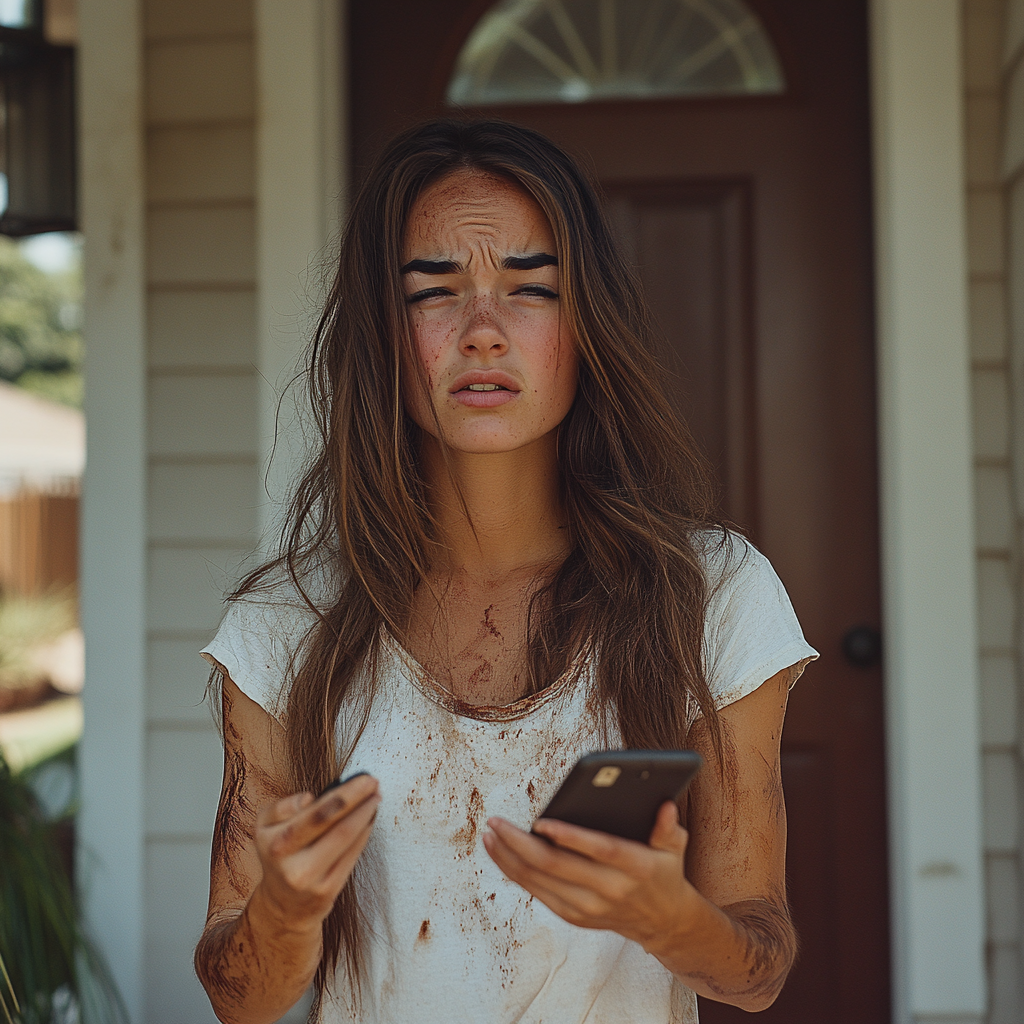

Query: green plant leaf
<box><xmin>0</xmin><ymin>747</ymin><xmax>129</xmax><ymax>1024</ymax></box>
<box><xmin>0</xmin><ymin>947</ymin><xmax>20</xmax><ymax>1021</ymax></box>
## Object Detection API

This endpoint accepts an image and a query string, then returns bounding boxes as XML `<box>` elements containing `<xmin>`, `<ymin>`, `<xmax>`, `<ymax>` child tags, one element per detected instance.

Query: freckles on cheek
<box><xmin>412</xmin><ymin>326</ymin><xmax>448</xmax><ymax>381</ymax></box>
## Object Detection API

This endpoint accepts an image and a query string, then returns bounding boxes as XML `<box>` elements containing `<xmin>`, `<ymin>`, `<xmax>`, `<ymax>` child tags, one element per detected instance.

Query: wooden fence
<box><xmin>0</xmin><ymin>489</ymin><xmax>79</xmax><ymax>597</ymax></box>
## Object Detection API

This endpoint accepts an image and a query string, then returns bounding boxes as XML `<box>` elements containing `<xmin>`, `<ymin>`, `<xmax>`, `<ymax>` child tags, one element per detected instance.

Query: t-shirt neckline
<box><xmin>379</xmin><ymin>627</ymin><xmax>588</xmax><ymax>723</ymax></box>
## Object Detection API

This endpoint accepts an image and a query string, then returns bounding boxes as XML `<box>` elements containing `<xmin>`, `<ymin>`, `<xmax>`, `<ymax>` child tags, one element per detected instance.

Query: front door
<box><xmin>350</xmin><ymin>2</ymin><xmax>889</xmax><ymax>1019</ymax></box>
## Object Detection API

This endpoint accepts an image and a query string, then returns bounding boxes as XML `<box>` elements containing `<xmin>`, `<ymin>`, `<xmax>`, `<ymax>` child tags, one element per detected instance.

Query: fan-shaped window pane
<box><xmin>447</xmin><ymin>0</ymin><xmax>784</xmax><ymax>106</ymax></box>
<box><xmin>0</xmin><ymin>0</ymin><xmax>38</xmax><ymax>30</ymax></box>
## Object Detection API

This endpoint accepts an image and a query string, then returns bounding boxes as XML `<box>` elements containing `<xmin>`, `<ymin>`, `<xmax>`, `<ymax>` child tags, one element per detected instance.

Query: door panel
<box><xmin>606</xmin><ymin>182</ymin><xmax>756</xmax><ymax>528</ymax></box>
<box><xmin>350</xmin><ymin>2</ymin><xmax>889</xmax><ymax>1020</ymax></box>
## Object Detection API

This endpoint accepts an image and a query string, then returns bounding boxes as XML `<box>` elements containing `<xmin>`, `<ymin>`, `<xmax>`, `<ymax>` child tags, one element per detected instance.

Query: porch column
<box><xmin>255</xmin><ymin>0</ymin><xmax>347</xmax><ymax>541</ymax></box>
<box><xmin>78</xmin><ymin>0</ymin><xmax>148</xmax><ymax>1017</ymax></box>
<box><xmin>871</xmin><ymin>1</ymin><xmax>987</xmax><ymax>1021</ymax></box>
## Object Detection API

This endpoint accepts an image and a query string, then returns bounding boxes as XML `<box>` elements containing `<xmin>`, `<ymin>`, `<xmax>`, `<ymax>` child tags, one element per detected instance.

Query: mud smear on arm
<box><xmin>700</xmin><ymin>894</ymin><xmax>797</xmax><ymax>1002</ymax></box>
<box><xmin>211</xmin><ymin>683</ymin><xmax>287</xmax><ymax>899</ymax></box>
<box><xmin>194</xmin><ymin>913</ymin><xmax>258</xmax><ymax>1006</ymax></box>
<box><xmin>197</xmin><ymin>678</ymin><xmax>312</xmax><ymax>1015</ymax></box>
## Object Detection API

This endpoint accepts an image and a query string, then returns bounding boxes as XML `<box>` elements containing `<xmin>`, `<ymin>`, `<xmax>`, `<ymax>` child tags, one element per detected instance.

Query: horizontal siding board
<box><xmin>147</xmin><ymin>545</ymin><xmax>247</xmax><ymax>633</ymax></box>
<box><xmin>148</xmin><ymin>372</ymin><xmax>257</xmax><ymax>457</ymax></box>
<box><xmin>147</xmin><ymin>206</ymin><xmax>255</xmax><ymax>286</ymax></box>
<box><xmin>149</xmin><ymin>460</ymin><xmax>258</xmax><ymax>543</ymax></box>
<box><xmin>980</xmin><ymin>654</ymin><xmax>1019</xmax><ymax>748</ymax></box>
<box><xmin>978</xmin><ymin>555</ymin><xmax>1015</xmax><ymax>650</ymax></box>
<box><xmin>146</xmin><ymin>39</ymin><xmax>254</xmax><ymax>124</ymax></box>
<box><xmin>148</xmin><ymin>637</ymin><xmax>215</xmax><ymax>723</ymax></box>
<box><xmin>969</xmin><ymin>278</ymin><xmax>1008</xmax><ymax>362</ymax></box>
<box><xmin>146</xmin><ymin>725</ymin><xmax>222</xmax><ymax>836</ymax></box>
<box><xmin>148</xmin><ymin>289</ymin><xmax>256</xmax><ymax>368</ymax></box>
<box><xmin>1005</xmin><ymin>53</ymin><xmax>1024</xmax><ymax>180</ymax></box>
<box><xmin>148</xmin><ymin>124</ymin><xmax>254</xmax><ymax>203</ymax></box>
<box><xmin>974</xmin><ymin>465</ymin><xmax>1013</xmax><ymax>550</ymax></box>
<box><xmin>144</xmin><ymin>0</ymin><xmax>252</xmax><ymax>40</ymax></box>
<box><xmin>144</xmin><ymin>839</ymin><xmax>219</xmax><ymax>1024</ymax></box>
<box><xmin>983</xmin><ymin>750</ymin><xmax>1020</xmax><ymax>852</ymax></box>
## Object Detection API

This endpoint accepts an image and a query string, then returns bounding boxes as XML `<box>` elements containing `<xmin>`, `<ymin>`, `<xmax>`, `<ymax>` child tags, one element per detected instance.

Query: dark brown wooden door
<box><xmin>350</xmin><ymin>3</ymin><xmax>889</xmax><ymax>1020</ymax></box>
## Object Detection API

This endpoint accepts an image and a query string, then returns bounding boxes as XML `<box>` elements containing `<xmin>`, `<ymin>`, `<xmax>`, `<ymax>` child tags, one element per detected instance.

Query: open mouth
<box><xmin>462</xmin><ymin>383</ymin><xmax>510</xmax><ymax>392</ymax></box>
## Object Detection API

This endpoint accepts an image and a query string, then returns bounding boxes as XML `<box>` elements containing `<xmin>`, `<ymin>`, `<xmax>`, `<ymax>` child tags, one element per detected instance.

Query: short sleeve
<box><xmin>200</xmin><ymin>582</ymin><xmax>320</xmax><ymax>721</ymax></box>
<box><xmin>701</xmin><ymin>533</ymin><xmax>818</xmax><ymax>711</ymax></box>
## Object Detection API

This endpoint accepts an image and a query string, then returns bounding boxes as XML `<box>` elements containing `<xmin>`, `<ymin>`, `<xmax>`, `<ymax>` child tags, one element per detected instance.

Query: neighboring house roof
<box><xmin>0</xmin><ymin>380</ymin><xmax>84</xmax><ymax>495</ymax></box>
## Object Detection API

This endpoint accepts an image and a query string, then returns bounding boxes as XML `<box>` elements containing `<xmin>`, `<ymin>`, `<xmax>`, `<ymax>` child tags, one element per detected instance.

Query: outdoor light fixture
<box><xmin>0</xmin><ymin>0</ymin><xmax>75</xmax><ymax>237</ymax></box>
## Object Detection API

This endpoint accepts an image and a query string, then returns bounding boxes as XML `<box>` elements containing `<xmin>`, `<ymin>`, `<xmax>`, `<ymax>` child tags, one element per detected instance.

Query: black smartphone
<box><xmin>534</xmin><ymin>750</ymin><xmax>702</xmax><ymax>845</ymax></box>
<box><xmin>318</xmin><ymin>770</ymin><xmax>369</xmax><ymax>798</ymax></box>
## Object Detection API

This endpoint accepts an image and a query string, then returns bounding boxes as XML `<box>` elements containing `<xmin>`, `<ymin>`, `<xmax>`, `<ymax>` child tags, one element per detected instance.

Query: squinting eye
<box><xmin>514</xmin><ymin>285</ymin><xmax>558</xmax><ymax>299</ymax></box>
<box><xmin>406</xmin><ymin>287</ymin><xmax>453</xmax><ymax>304</ymax></box>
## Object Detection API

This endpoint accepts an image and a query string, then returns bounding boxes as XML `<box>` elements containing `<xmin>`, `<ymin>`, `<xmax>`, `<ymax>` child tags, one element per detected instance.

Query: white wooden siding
<box><xmin>964</xmin><ymin>1</ymin><xmax>1024</xmax><ymax>1020</ymax></box>
<box><xmin>145</xmin><ymin>40</ymin><xmax>254</xmax><ymax>124</ymax></box>
<box><xmin>148</xmin><ymin>637</ymin><xmax>218</xmax><ymax>722</ymax></box>
<box><xmin>147</xmin><ymin>207</ymin><xmax>256</xmax><ymax>285</ymax></box>
<box><xmin>142</xmin><ymin>0</ymin><xmax>258</xmax><ymax>1018</ymax></box>
<box><xmin>147</xmin><ymin>124</ymin><xmax>255</xmax><ymax>203</ymax></box>
<box><xmin>148</xmin><ymin>290</ymin><xmax>257</xmax><ymax>368</ymax></box>
<box><xmin>148</xmin><ymin>373</ymin><xmax>258</xmax><ymax>457</ymax></box>
<box><xmin>143</xmin><ymin>839</ymin><xmax>222</xmax><ymax>1022</ymax></box>
<box><xmin>148</xmin><ymin>462</ymin><xmax>259</xmax><ymax>541</ymax></box>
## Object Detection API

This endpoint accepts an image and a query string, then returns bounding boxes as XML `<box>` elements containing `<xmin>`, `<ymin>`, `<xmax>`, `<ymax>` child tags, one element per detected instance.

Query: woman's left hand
<box><xmin>482</xmin><ymin>800</ymin><xmax>698</xmax><ymax>950</ymax></box>
<box><xmin>482</xmin><ymin>668</ymin><xmax>801</xmax><ymax>1012</ymax></box>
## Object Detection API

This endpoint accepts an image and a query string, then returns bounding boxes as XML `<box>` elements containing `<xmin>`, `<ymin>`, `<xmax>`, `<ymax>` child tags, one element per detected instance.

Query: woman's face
<box><xmin>401</xmin><ymin>169</ymin><xmax>578</xmax><ymax>454</ymax></box>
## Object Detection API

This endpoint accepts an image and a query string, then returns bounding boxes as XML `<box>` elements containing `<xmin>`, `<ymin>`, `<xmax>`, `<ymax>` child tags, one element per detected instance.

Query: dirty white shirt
<box><xmin>201</xmin><ymin>533</ymin><xmax>817</xmax><ymax>1024</ymax></box>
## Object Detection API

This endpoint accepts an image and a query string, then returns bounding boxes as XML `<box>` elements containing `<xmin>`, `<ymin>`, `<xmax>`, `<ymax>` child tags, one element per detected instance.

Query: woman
<box><xmin>195</xmin><ymin>118</ymin><xmax>817</xmax><ymax>1024</ymax></box>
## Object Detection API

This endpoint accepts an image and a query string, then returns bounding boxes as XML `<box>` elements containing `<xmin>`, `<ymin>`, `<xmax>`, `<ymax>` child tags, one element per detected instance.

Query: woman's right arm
<box><xmin>194</xmin><ymin>672</ymin><xmax>380</xmax><ymax>1024</ymax></box>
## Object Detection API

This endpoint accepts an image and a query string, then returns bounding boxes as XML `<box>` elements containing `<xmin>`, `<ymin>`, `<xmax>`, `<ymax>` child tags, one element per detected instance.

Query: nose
<box><xmin>458</xmin><ymin>300</ymin><xmax>508</xmax><ymax>358</ymax></box>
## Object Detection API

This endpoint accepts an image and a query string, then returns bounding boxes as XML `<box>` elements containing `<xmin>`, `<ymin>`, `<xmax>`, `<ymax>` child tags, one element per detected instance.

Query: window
<box><xmin>447</xmin><ymin>0</ymin><xmax>785</xmax><ymax>107</ymax></box>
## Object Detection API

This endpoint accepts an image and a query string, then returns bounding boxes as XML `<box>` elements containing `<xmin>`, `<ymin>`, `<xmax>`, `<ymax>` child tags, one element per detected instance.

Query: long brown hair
<box><xmin>235</xmin><ymin>117</ymin><xmax>724</xmax><ymax>1010</ymax></box>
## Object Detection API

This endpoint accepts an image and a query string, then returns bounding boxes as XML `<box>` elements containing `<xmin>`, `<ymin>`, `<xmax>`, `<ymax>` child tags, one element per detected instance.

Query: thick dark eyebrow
<box><xmin>400</xmin><ymin>258</ymin><xmax>461</xmax><ymax>275</ymax></box>
<box><xmin>502</xmin><ymin>253</ymin><xmax>558</xmax><ymax>271</ymax></box>
<box><xmin>399</xmin><ymin>253</ymin><xmax>559</xmax><ymax>275</ymax></box>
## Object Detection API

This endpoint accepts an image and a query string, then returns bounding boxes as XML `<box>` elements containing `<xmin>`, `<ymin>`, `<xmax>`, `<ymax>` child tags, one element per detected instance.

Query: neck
<box><xmin>420</xmin><ymin>432</ymin><xmax>568</xmax><ymax>577</ymax></box>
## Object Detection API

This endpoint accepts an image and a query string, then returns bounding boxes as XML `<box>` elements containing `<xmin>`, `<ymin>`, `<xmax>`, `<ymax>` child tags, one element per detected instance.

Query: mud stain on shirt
<box><xmin>451</xmin><ymin>786</ymin><xmax>485</xmax><ymax>856</ymax></box>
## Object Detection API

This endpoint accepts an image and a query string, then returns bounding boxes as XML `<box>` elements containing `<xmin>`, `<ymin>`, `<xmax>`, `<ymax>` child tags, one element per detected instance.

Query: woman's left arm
<box><xmin>483</xmin><ymin>665</ymin><xmax>799</xmax><ymax>1012</ymax></box>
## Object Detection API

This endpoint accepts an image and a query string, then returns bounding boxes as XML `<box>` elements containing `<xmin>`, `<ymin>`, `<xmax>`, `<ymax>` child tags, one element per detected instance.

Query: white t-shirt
<box><xmin>201</xmin><ymin>532</ymin><xmax>817</xmax><ymax>1024</ymax></box>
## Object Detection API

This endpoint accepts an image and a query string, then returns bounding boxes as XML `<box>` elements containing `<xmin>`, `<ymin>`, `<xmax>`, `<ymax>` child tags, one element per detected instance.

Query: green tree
<box><xmin>0</xmin><ymin>238</ymin><xmax>82</xmax><ymax>409</ymax></box>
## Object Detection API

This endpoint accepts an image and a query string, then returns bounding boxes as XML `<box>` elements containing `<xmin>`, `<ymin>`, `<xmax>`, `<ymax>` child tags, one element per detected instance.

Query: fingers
<box><xmin>485</xmin><ymin>811</ymin><xmax>693</xmax><ymax>938</ymax></box>
<box><xmin>280</xmin><ymin>790</ymin><xmax>381</xmax><ymax>890</ymax></box>
<box><xmin>486</xmin><ymin>818</ymin><xmax>635</xmax><ymax>901</ymax></box>
<box><xmin>484</xmin><ymin>821</ymin><xmax>609</xmax><ymax>922</ymax></box>
<box><xmin>264</xmin><ymin>774</ymin><xmax>379</xmax><ymax>856</ymax></box>
<box><xmin>530</xmin><ymin>816</ymin><xmax>651</xmax><ymax>873</ymax></box>
<box><xmin>323</xmin><ymin>813</ymin><xmax>378</xmax><ymax>891</ymax></box>
<box><xmin>259</xmin><ymin>791</ymin><xmax>313</xmax><ymax>826</ymax></box>
<box><xmin>648</xmin><ymin>801</ymin><xmax>690</xmax><ymax>855</ymax></box>
<box><xmin>256</xmin><ymin>788</ymin><xmax>381</xmax><ymax>926</ymax></box>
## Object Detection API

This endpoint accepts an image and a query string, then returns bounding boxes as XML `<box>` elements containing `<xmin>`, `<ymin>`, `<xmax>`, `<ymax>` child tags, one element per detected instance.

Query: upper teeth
<box><xmin>467</xmin><ymin>383</ymin><xmax>504</xmax><ymax>391</ymax></box>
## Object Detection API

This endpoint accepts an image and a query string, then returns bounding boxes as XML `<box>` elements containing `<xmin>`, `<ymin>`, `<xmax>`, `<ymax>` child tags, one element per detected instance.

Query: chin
<box><xmin>447</xmin><ymin>437</ymin><xmax>535</xmax><ymax>455</ymax></box>
<box><xmin>435</xmin><ymin>426</ymin><xmax>548</xmax><ymax>456</ymax></box>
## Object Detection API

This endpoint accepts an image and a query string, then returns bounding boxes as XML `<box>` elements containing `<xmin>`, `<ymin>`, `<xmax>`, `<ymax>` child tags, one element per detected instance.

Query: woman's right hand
<box><xmin>196</xmin><ymin>673</ymin><xmax>380</xmax><ymax>1024</ymax></box>
<box><xmin>252</xmin><ymin>774</ymin><xmax>381</xmax><ymax>931</ymax></box>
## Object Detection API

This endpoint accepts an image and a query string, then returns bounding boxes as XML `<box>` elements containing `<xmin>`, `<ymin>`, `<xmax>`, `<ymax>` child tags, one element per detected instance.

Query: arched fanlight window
<box><xmin>447</xmin><ymin>0</ymin><xmax>785</xmax><ymax>107</ymax></box>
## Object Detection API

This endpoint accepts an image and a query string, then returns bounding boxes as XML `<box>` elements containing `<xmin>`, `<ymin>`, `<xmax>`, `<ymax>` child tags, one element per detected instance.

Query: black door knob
<box><xmin>842</xmin><ymin>626</ymin><xmax>882</xmax><ymax>669</ymax></box>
